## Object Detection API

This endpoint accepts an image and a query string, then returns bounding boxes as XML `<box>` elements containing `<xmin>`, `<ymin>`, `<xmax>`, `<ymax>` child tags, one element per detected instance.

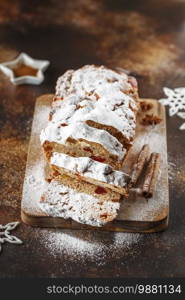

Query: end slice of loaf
<box><xmin>50</xmin><ymin>152</ymin><xmax>130</xmax><ymax>196</ymax></box>
<box><xmin>55</xmin><ymin>65</ymin><xmax>138</xmax><ymax>102</ymax></box>
<box><xmin>39</xmin><ymin>175</ymin><xmax>121</xmax><ymax>227</ymax></box>
<box><xmin>52</xmin><ymin>65</ymin><xmax>138</xmax><ymax>149</ymax></box>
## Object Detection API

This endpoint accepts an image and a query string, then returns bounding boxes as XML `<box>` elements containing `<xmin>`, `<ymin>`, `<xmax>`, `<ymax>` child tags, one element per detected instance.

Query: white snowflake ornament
<box><xmin>0</xmin><ymin>221</ymin><xmax>23</xmax><ymax>253</ymax></box>
<box><xmin>159</xmin><ymin>87</ymin><xmax>185</xmax><ymax>116</ymax></box>
<box><xmin>177</xmin><ymin>112</ymin><xmax>185</xmax><ymax>130</ymax></box>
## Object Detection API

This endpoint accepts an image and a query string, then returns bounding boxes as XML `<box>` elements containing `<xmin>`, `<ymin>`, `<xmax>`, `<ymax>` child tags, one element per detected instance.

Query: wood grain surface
<box><xmin>1</xmin><ymin>0</ymin><xmax>185</xmax><ymax>278</ymax></box>
<box><xmin>21</xmin><ymin>95</ymin><xmax>169</xmax><ymax>232</ymax></box>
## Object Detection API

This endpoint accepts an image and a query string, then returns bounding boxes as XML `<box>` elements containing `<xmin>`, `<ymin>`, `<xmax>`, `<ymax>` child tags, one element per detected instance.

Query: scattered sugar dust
<box><xmin>168</xmin><ymin>161</ymin><xmax>176</xmax><ymax>182</ymax></box>
<box><xmin>39</xmin><ymin>228</ymin><xmax>143</xmax><ymax>265</ymax></box>
<box><xmin>168</xmin><ymin>156</ymin><xmax>185</xmax><ymax>196</ymax></box>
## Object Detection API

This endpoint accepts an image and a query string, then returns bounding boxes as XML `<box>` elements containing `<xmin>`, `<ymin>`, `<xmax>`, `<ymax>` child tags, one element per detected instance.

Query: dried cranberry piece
<box><xmin>94</xmin><ymin>93</ymin><xmax>100</xmax><ymax>100</ymax></box>
<box><xmin>95</xmin><ymin>186</ymin><xmax>107</xmax><ymax>194</ymax></box>
<box><xmin>60</xmin><ymin>123</ymin><xmax>68</xmax><ymax>127</ymax></box>
<box><xmin>90</xmin><ymin>156</ymin><xmax>106</xmax><ymax>163</ymax></box>
<box><xmin>83</xmin><ymin>147</ymin><xmax>93</xmax><ymax>153</ymax></box>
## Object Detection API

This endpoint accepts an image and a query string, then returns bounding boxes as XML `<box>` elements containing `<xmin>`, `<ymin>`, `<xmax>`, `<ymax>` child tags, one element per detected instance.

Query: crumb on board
<box><xmin>140</xmin><ymin>101</ymin><xmax>153</xmax><ymax>112</ymax></box>
<box><xmin>141</xmin><ymin>114</ymin><xmax>162</xmax><ymax>126</ymax></box>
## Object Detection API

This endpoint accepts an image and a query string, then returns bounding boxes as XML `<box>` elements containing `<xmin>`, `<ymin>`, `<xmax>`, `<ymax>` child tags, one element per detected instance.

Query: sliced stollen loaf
<box><xmin>50</xmin><ymin>152</ymin><xmax>130</xmax><ymax>196</ymax></box>
<box><xmin>40</xmin><ymin>65</ymin><xmax>139</xmax><ymax>169</ymax></box>
<box><xmin>39</xmin><ymin>175</ymin><xmax>121</xmax><ymax>227</ymax></box>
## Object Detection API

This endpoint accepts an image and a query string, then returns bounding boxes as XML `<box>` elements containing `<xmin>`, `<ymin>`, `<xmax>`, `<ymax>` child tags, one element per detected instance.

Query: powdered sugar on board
<box><xmin>118</xmin><ymin>100</ymin><xmax>169</xmax><ymax>221</ymax></box>
<box><xmin>21</xmin><ymin>95</ymin><xmax>52</xmax><ymax>215</ymax></box>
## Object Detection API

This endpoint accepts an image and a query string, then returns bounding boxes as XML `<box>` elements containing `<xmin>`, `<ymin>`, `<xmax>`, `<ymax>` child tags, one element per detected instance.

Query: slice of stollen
<box><xmin>39</xmin><ymin>175</ymin><xmax>121</xmax><ymax>227</ymax></box>
<box><xmin>40</xmin><ymin>121</ymin><xmax>127</xmax><ymax>169</ymax></box>
<box><xmin>49</xmin><ymin>96</ymin><xmax>136</xmax><ymax>149</ymax></box>
<box><xmin>50</xmin><ymin>152</ymin><xmax>130</xmax><ymax>196</ymax></box>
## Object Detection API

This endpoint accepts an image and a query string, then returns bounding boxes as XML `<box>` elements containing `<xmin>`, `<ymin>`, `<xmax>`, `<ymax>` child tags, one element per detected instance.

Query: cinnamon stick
<box><xmin>142</xmin><ymin>152</ymin><xmax>160</xmax><ymax>198</ymax></box>
<box><xmin>130</xmin><ymin>144</ymin><xmax>150</xmax><ymax>186</ymax></box>
<box><xmin>129</xmin><ymin>187</ymin><xmax>143</xmax><ymax>196</ymax></box>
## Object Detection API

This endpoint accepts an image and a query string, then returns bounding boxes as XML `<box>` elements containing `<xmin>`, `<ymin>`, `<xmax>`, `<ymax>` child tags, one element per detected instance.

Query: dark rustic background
<box><xmin>0</xmin><ymin>0</ymin><xmax>185</xmax><ymax>278</ymax></box>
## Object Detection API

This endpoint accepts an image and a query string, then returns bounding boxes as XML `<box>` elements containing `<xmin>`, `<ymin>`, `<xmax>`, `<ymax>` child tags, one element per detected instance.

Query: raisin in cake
<box><xmin>40</xmin><ymin>65</ymin><xmax>139</xmax><ymax>169</ymax></box>
<box><xmin>39</xmin><ymin>175</ymin><xmax>121</xmax><ymax>227</ymax></box>
<box><xmin>50</xmin><ymin>152</ymin><xmax>130</xmax><ymax>196</ymax></box>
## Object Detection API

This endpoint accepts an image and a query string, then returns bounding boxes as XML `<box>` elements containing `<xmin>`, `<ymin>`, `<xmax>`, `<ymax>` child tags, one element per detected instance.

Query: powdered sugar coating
<box><xmin>55</xmin><ymin>69</ymin><xmax>75</xmax><ymax>98</ymax></box>
<box><xmin>56</xmin><ymin>65</ymin><xmax>133</xmax><ymax>99</ymax></box>
<box><xmin>41</xmin><ymin>65</ymin><xmax>138</xmax><ymax>162</ymax></box>
<box><xmin>51</xmin><ymin>152</ymin><xmax>130</xmax><ymax>188</ymax></box>
<box><xmin>53</xmin><ymin>65</ymin><xmax>138</xmax><ymax>143</ymax></box>
<box><xmin>39</xmin><ymin>179</ymin><xmax>120</xmax><ymax>227</ymax></box>
<box><xmin>50</xmin><ymin>98</ymin><xmax>136</xmax><ymax>142</ymax></box>
<box><xmin>40</xmin><ymin>122</ymin><xmax>126</xmax><ymax>160</ymax></box>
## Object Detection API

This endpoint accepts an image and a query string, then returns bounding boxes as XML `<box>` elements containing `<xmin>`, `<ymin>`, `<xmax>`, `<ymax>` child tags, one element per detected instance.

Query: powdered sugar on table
<box><xmin>39</xmin><ymin>228</ymin><xmax>142</xmax><ymax>262</ymax></box>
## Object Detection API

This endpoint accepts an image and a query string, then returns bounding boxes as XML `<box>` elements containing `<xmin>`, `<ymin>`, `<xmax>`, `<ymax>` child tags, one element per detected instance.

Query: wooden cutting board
<box><xmin>21</xmin><ymin>94</ymin><xmax>169</xmax><ymax>232</ymax></box>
